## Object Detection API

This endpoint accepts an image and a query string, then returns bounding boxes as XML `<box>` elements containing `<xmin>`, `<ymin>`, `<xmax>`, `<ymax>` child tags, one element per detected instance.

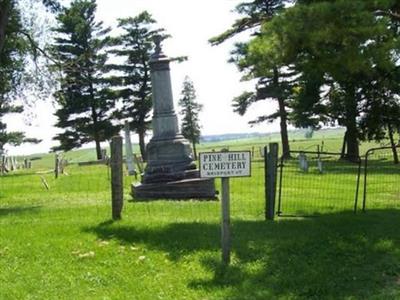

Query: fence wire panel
<box><xmin>128</xmin><ymin>157</ymin><xmax>266</xmax><ymax>224</ymax></box>
<box><xmin>0</xmin><ymin>162</ymin><xmax>112</xmax><ymax>225</ymax></box>
<box><xmin>363</xmin><ymin>147</ymin><xmax>400</xmax><ymax>211</ymax></box>
<box><xmin>230</xmin><ymin>157</ymin><xmax>265</xmax><ymax>220</ymax></box>
<box><xmin>277</xmin><ymin>152</ymin><xmax>361</xmax><ymax>216</ymax></box>
<box><xmin>0</xmin><ymin>152</ymin><xmax>265</xmax><ymax>229</ymax></box>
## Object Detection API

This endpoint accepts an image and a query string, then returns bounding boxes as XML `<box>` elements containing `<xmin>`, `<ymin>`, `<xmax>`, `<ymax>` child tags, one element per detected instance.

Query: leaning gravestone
<box><xmin>132</xmin><ymin>36</ymin><xmax>215</xmax><ymax>199</ymax></box>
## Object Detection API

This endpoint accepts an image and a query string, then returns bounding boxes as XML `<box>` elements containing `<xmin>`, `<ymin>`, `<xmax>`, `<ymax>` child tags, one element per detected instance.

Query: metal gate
<box><xmin>276</xmin><ymin>151</ymin><xmax>362</xmax><ymax>216</ymax></box>
<box><xmin>362</xmin><ymin>146</ymin><xmax>400</xmax><ymax>211</ymax></box>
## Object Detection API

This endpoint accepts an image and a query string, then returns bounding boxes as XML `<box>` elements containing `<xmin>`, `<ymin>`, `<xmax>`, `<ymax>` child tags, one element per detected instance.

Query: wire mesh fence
<box><xmin>0</xmin><ymin>150</ymin><xmax>266</xmax><ymax>226</ymax></box>
<box><xmin>277</xmin><ymin>151</ymin><xmax>361</xmax><ymax>216</ymax></box>
<box><xmin>1</xmin><ymin>144</ymin><xmax>398</xmax><ymax>227</ymax></box>
<box><xmin>363</xmin><ymin>146</ymin><xmax>400</xmax><ymax>211</ymax></box>
<box><xmin>0</xmin><ymin>162</ymin><xmax>112</xmax><ymax>224</ymax></box>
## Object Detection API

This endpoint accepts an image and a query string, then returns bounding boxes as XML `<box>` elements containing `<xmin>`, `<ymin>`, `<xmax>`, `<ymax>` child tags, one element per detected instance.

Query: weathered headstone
<box><xmin>132</xmin><ymin>36</ymin><xmax>215</xmax><ymax>199</ymax></box>
<box><xmin>101</xmin><ymin>149</ymin><xmax>107</xmax><ymax>160</ymax></box>
<box><xmin>124</xmin><ymin>121</ymin><xmax>136</xmax><ymax>176</ymax></box>
<box><xmin>298</xmin><ymin>152</ymin><xmax>309</xmax><ymax>172</ymax></box>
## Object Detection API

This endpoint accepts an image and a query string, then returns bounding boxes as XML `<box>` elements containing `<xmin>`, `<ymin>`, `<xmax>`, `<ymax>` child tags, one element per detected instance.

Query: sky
<box><xmin>5</xmin><ymin>0</ymin><xmax>278</xmax><ymax>155</ymax></box>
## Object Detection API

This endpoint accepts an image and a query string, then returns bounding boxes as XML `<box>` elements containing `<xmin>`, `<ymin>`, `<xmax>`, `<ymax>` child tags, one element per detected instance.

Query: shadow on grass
<box><xmin>0</xmin><ymin>205</ymin><xmax>42</xmax><ymax>217</ymax></box>
<box><xmin>86</xmin><ymin>210</ymin><xmax>400</xmax><ymax>299</ymax></box>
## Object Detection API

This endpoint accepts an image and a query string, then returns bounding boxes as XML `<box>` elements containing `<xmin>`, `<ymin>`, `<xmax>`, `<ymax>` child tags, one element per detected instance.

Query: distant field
<box><xmin>1</xmin><ymin>129</ymin><xmax>399</xmax><ymax>299</ymax></box>
<box><xmin>21</xmin><ymin>127</ymin><xmax>391</xmax><ymax>170</ymax></box>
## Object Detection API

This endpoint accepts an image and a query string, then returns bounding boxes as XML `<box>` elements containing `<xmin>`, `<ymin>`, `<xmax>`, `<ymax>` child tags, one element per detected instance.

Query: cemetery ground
<box><xmin>1</xmin><ymin>131</ymin><xmax>399</xmax><ymax>299</ymax></box>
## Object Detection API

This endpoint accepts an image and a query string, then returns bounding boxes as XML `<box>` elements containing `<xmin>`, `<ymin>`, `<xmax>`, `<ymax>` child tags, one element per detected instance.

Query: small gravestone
<box><xmin>101</xmin><ymin>149</ymin><xmax>107</xmax><ymax>160</ymax></box>
<box><xmin>124</xmin><ymin>121</ymin><xmax>136</xmax><ymax>176</ymax></box>
<box><xmin>298</xmin><ymin>152</ymin><xmax>309</xmax><ymax>172</ymax></box>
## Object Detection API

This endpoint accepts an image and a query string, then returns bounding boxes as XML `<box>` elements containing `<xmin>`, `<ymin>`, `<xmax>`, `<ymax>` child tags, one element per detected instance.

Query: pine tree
<box><xmin>178</xmin><ymin>76</ymin><xmax>202</xmax><ymax>160</ymax></box>
<box><xmin>0</xmin><ymin>0</ymin><xmax>51</xmax><ymax>152</ymax></box>
<box><xmin>210</xmin><ymin>0</ymin><xmax>293</xmax><ymax>157</ymax></box>
<box><xmin>52</xmin><ymin>0</ymin><xmax>118</xmax><ymax>159</ymax></box>
<box><xmin>259</xmin><ymin>0</ymin><xmax>400</xmax><ymax>160</ymax></box>
<box><xmin>106</xmin><ymin>11</ymin><xmax>165</xmax><ymax>160</ymax></box>
<box><xmin>230</xmin><ymin>40</ymin><xmax>296</xmax><ymax>158</ymax></box>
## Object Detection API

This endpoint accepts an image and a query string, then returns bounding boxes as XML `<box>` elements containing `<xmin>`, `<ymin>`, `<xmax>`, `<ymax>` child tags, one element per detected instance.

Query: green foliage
<box><xmin>249</xmin><ymin>0</ymin><xmax>400</xmax><ymax>159</ymax></box>
<box><xmin>106</xmin><ymin>11</ymin><xmax>166</xmax><ymax>159</ymax></box>
<box><xmin>209</xmin><ymin>0</ymin><xmax>290</xmax><ymax>46</ymax></box>
<box><xmin>52</xmin><ymin>0</ymin><xmax>119</xmax><ymax>158</ymax></box>
<box><xmin>212</xmin><ymin>0</ymin><xmax>294</xmax><ymax>156</ymax></box>
<box><xmin>0</xmin><ymin>0</ymin><xmax>52</xmax><ymax>151</ymax></box>
<box><xmin>178</xmin><ymin>76</ymin><xmax>202</xmax><ymax>158</ymax></box>
<box><xmin>0</xmin><ymin>0</ymin><xmax>29</xmax><ymax>150</ymax></box>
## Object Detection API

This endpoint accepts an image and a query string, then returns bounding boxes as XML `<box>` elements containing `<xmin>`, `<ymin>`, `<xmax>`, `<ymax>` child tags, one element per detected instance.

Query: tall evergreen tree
<box><xmin>257</xmin><ymin>0</ymin><xmax>400</xmax><ymax>160</ymax></box>
<box><xmin>210</xmin><ymin>0</ymin><xmax>293</xmax><ymax>157</ymax></box>
<box><xmin>359</xmin><ymin>69</ymin><xmax>400</xmax><ymax>163</ymax></box>
<box><xmin>0</xmin><ymin>0</ymin><xmax>54</xmax><ymax>152</ymax></box>
<box><xmin>178</xmin><ymin>76</ymin><xmax>202</xmax><ymax>160</ymax></box>
<box><xmin>230</xmin><ymin>41</ymin><xmax>297</xmax><ymax>158</ymax></box>
<box><xmin>106</xmin><ymin>11</ymin><xmax>165</xmax><ymax>160</ymax></box>
<box><xmin>0</xmin><ymin>0</ymin><xmax>25</xmax><ymax>152</ymax></box>
<box><xmin>52</xmin><ymin>0</ymin><xmax>118</xmax><ymax>159</ymax></box>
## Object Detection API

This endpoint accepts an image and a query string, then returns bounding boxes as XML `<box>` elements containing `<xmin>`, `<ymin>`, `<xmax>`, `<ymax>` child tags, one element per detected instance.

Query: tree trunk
<box><xmin>278</xmin><ymin>98</ymin><xmax>290</xmax><ymax>159</ymax></box>
<box><xmin>138</xmin><ymin>130</ymin><xmax>146</xmax><ymax>161</ymax></box>
<box><xmin>340</xmin><ymin>131</ymin><xmax>347</xmax><ymax>159</ymax></box>
<box><xmin>273</xmin><ymin>67</ymin><xmax>290</xmax><ymax>158</ymax></box>
<box><xmin>94</xmin><ymin>139</ymin><xmax>102</xmax><ymax>160</ymax></box>
<box><xmin>388</xmin><ymin>123</ymin><xmax>399</xmax><ymax>164</ymax></box>
<box><xmin>0</xmin><ymin>1</ymin><xmax>10</xmax><ymax>55</ymax></box>
<box><xmin>344</xmin><ymin>86</ymin><xmax>359</xmax><ymax>162</ymax></box>
<box><xmin>192</xmin><ymin>141</ymin><xmax>197</xmax><ymax>160</ymax></box>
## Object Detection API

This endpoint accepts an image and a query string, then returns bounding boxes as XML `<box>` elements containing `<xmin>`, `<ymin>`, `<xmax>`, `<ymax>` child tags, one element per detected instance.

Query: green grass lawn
<box><xmin>1</xmin><ymin>131</ymin><xmax>399</xmax><ymax>299</ymax></box>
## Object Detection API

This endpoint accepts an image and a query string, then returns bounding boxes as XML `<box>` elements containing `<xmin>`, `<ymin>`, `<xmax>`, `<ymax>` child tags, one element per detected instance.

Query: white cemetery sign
<box><xmin>199</xmin><ymin>151</ymin><xmax>251</xmax><ymax>178</ymax></box>
<box><xmin>199</xmin><ymin>150</ymin><xmax>251</xmax><ymax>265</ymax></box>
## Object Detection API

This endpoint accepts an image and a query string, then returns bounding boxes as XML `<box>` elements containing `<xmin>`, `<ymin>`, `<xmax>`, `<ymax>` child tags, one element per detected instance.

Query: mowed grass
<box><xmin>1</xmin><ymin>130</ymin><xmax>399</xmax><ymax>299</ymax></box>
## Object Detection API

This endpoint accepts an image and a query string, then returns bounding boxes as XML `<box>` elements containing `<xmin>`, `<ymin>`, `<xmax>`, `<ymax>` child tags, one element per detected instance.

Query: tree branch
<box><xmin>375</xmin><ymin>10</ymin><xmax>400</xmax><ymax>21</ymax></box>
<box><xmin>19</xmin><ymin>30</ymin><xmax>61</xmax><ymax>67</ymax></box>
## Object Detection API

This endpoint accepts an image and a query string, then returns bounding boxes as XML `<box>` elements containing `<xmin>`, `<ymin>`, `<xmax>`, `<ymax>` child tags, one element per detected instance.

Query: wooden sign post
<box><xmin>199</xmin><ymin>150</ymin><xmax>251</xmax><ymax>265</ymax></box>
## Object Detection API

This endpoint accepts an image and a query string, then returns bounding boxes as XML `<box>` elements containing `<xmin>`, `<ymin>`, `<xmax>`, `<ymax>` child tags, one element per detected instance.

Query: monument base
<box><xmin>132</xmin><ymin>177</ymin><xmax>216</xmax><ymax>200</ymax></box>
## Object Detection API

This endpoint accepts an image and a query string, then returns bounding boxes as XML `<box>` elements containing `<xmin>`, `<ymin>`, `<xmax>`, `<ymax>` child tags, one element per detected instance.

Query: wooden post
<box><xmin>54</xmin><ymin>154</ymin><xmax>59</xmax><ymax>179</ymax></box>
<box><xmin>0</xmin><ymin>155</ymin><xmax>4</xmax><ymax>175</ymax></box>
<box><xmin>220</xmin><ymin>148</ymin><xmax>231</xmax><ymax>265</ymax></box>
<box><xmin>111</xmin><ymin>136</ymin><xmax>123</xmax><ymax>220</ymax></box>
<box><xmin>266</xmin><ymin>143</ymin><xmax>279</xmax><ymax>220</ymax></box>
<box><xmin>10</xmin><ymin>157</ymin><xmax>15</xmax><ymax>171</ymax></box>
<box><xmin>221</xmin><ymin>176</ymin><xmax>230</xmax><ymax>265</ymax></box>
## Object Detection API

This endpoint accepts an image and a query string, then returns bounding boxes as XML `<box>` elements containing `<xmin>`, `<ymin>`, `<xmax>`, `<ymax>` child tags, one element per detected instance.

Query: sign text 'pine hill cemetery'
<box><xmin>199</xmin><ymin>151</ymin><xmax>251</xmax><ymax>178</ymax></box>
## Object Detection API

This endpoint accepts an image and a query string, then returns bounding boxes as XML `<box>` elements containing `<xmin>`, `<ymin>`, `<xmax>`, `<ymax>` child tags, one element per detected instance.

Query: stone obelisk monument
<box><xmin>132</xmin><ymin>37</ymin><xmax>215</xmax><ymax>199</ymax></box>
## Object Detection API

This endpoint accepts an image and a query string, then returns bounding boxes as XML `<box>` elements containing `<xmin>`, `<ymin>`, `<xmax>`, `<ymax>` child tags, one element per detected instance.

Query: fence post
<box><xmin>54</xmin><ymin>154</ymin><xmax>59</xmax><ymax>179</ymax></box>
<box><xmin>111</xmin><ymin>135</ymin><xmax>123</xmax><ymax>220</ymax></box>
<box><xmin>0</xmin><ymin>155</ymin><xmax>4</xmax><ymax>175</ymax></box>
<box><xmin>221</xmin><ymin>176</ymin><xmax>230</xmax><ymax>265</ymax></box>
<box><xmin>219</xmin><ymin>148</ymin><xmax>231</xmax><ymax>265</ymax></box>
<box><xmin>362</xmin><ymin>151</ymin><xmax>370</xmax><ymax>212</ymax></box>
<box><xmin>265</xmin><ymin>143</ymin><xmax>279</xmax><ymax>220</ymax></box>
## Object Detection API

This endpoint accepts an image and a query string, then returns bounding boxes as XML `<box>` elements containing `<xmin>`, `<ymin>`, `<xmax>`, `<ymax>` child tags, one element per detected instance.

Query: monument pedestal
<box><xmin>131</xmin><ymin>36</ymin><xmax>215</xmax><ymax>200</ymax></box>
<box><xmin>132</xmin><ymin>176</ymin><xmax>216</xmax><ymax>200</ymax></box>
<box><xmin>142</xmin><ymin>135</ymin><xmax>196</xmax><ymax>183</ymax></box>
